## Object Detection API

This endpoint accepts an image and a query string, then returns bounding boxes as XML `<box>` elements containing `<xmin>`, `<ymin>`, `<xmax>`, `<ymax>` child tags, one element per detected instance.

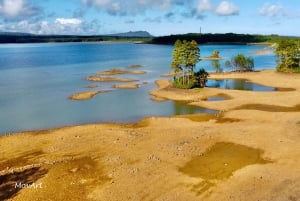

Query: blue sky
<box><xmin>0</xmin><ymin>0</ymin><xmax>299</xmax><ymax>36</ymax></box>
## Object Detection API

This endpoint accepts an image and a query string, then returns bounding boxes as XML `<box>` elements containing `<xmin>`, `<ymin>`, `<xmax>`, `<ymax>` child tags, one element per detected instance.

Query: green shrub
<box><xmin>173</xmin><ymin>76</ymin><xmax>195</xmax><ymax>89</ymax></box>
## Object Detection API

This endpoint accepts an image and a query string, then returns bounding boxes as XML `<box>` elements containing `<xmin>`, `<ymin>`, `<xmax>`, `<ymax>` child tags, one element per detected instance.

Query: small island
<box><xmin>96</xmin><ymin>68</ymin><xmax>146</xmax><ymax>75</ymax></box>
<box><xmin>86</xmin><ymin>75</ymin><xmax>138</xmax><ymax>82</ymax></box>
<box><xmin>68</xmin><ymin>90</ymin><xmax>111</xmax><ymax>100</ymax></box>
<box><xmin>200</xmin><ymin>50</ymin><xmax>223</xmax><ymax>60</ymax></box>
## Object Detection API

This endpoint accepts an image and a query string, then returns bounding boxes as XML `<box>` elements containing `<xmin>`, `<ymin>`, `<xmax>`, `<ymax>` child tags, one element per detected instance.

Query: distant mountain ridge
<box><xmin>0</xmin><ymin>31</ymin><xmax>34</xmax><ymax>36</ymax></box>
<box><xmin>0</xmin><ymin>30</ymin><xmax>153</xmax><ymax>43</ymax></box>
<box><xmin>0</xmin><ymin>31</ymin><xmax>153</xmax><ymax>38</ymax></box>
<box><xmin>105</xmin><ymin>31</ymin><xmax>153</xmax><ymax>37</ymax></box>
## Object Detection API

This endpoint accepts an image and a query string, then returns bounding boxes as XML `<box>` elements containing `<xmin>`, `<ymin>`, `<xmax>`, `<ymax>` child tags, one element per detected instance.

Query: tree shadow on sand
<box><xmin>0</xmin><ymin>167</ymin><xmax>47</xmax><ymax>200</ymax></box>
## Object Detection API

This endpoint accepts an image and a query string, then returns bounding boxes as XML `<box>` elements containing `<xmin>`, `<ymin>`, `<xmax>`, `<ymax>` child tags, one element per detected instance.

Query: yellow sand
<box><xmin>68</xmin><ymin>90</ymin><xmax>111</xmax><ymax>100</ymax></box>
<box><xmin>113</xmin><ymin>84</ymin><xmax>140</xmax><ymax>89</ymax></box>
<box><xmin>1</xmin><ymin>69</ymin><xmax>300</xmax><ymax>201</ymax></box>
<box><xmin>96</xmin><ymin>68</ymin><xmax>146</xmax><ymax>75</ymax></box>
<box><xmin>86</xmin><ymin>76</ymin><xmax>138</xmax><ymax>82</ymax></box>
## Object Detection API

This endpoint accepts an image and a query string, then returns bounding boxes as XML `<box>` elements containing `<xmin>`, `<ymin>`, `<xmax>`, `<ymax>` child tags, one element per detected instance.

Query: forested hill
<box><xmin>0</xmin><ymin>31</ymin><xmax>153</xmax><ymax>43</ymax></box>
<box><xmin>0</xmin><ymin>31</ymin><xmax>299</xmax><ymax>44</ymax></box>
<box><xmin>151</xmin><ymin>33</ymin><xmax>293</xmax><ymax>44</ymax></box>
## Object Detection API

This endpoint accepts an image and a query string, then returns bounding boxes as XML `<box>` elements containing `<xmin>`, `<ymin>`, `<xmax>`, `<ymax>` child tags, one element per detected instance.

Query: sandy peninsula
<box><xmin>1</xmin><ymin>70</ymin><xmax>300</xmax><ymax>201</ymax></box>
<box><xmin>113</xmin><ymin>84</ymin><xmax>140</xmax><ymax>89</ymax></box>
<box><xmin>200</xmin><ymin>56</ymin><xmax>223</xmax><ymax>60</ymax></box>
<box><xmin>96</xmin><ymin>68</ymin><xmax>146</xmax><ymax>75</ymax></box>
<box><xmin>85</xmin><ymin>84</ymin><xmax>98</xmax><ymax>89</ymax></box>
<box><xmin>127</xmin><ymin>64</ymin><xmax>143</xmax><ymax>68</ymax></box>
<box><xmin>86</xmin><ymin>75</ymin><xmax>138</xmax><ymax>82</ymax></box>
<box><xmin>68</xmin><ymin>90</ymin><xmax>111</xmax><ymax>100</ymax></box>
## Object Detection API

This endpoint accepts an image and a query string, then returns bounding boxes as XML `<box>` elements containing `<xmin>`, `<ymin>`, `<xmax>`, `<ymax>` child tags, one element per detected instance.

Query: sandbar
<box><xmin>127</xmin><ymin>64</ymin><xmax>143</xmax><ymax>68</ymax></box>
<box><xmin>200</xmin><ymin>56</ymin><xmax>223</xmax><ymax>61</ymax></box>
<box><xmin>113</xmin><ymin>84</ymin><xmax>140</xmax><ymax>89</ymax></box>
<box><xmin>96</xmin><ymin>68</ymin><xmax>146</xmax><ymax>75</ymax></box>
<box><xmin>68</xmin><ymin>90</ymin><xmax>111</xmax><ymax>100</ymax></box>
<box><xmin>86</xmin><ymin>75</ymin><xmax>138</xmax><ymax>82</ymax></box>
<box><xmin>86</xmin><ymin>84</ymin><xmax>98</xmax><ymax>88</ymax></box>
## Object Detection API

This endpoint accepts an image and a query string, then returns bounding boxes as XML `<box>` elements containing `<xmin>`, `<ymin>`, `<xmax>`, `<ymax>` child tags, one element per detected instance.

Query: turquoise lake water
<box><xmin>0</xmin><ymin>43</ymin><xmax>276</xmax><ymax>134</ymax></box>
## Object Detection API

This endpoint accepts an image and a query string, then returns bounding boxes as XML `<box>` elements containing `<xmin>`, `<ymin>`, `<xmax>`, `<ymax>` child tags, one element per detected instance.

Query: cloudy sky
<box><xmin>0</xmin><ymin>0</ymin><xmax>299</xmax><ymax>36</ymax></box>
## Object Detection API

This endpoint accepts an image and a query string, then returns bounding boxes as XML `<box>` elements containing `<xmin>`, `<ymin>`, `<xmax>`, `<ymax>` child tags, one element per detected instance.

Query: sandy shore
<box><xmin>1</xmin><ymin>70</ymin><xmax>300</xmax><ymax>201</ymax></box>
<box><xmin>250</xmin><ymin>49</ymin><xmax>273</xmax><ymax>55</ymax></box>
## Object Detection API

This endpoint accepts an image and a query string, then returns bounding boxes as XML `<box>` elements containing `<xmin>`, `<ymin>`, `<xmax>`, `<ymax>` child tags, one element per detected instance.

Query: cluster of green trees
<box><xmin>171</xmin><ymin>39</ymin><xmax>208</xmax><ymax>88</ymax></box>
<box><xmin>152</xmin><ymin>33</ymin><xmax>284</xmax><ymax>45</ymax></box>
<box><xmin>210</xmin><ymin>52</ymin><xmax>254</xmax><ymax>73</ymax></box>
<box><xmin>275</xmin><ymin>39</ymin><xmax>300</xmax><ymax>73</ymax></box>
<box><xmin>228</xmin><ymin>54</ymin><xmax>254</xmax><ymax>72</ymax></box>
<box><xmin>212</xmin><ymin>60</ymin><xmax>222</xmax><ymax>73</ymax></box>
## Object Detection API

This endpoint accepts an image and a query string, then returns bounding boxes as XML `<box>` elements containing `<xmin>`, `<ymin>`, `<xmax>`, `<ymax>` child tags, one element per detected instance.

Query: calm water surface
<box><xmin>0</xmin><ymin>43</ymin><xmax>276</xmax><ymax>134</ymax></box>
<box><xmin>206</xmin><ymin>79</ymin><xmax>276</xmax><ymax>91</ymax></box>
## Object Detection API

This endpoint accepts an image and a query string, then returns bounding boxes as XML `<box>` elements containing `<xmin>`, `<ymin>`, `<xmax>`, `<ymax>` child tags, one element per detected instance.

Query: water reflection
<box><xmin>173</xmin><ymin>101</ymin><xmax>218</xmax><ymax>115</ymax></box>
<box><xmin>206</xmin><ymin>79</ymin><xmax>275</xmax><ymax>91</ymax></box>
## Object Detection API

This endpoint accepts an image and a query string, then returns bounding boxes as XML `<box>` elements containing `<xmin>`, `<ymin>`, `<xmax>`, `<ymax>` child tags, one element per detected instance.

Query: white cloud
<box><xmin>3</xmin><ymin>18</ymin><xmax>100</xmax><ymax>35</ymax></box>
<box><xmin>81</xmin><ymin>0</ymin><xmax>240</xmax><ymax>18</ymax></box>
<box><xmin>81</xmin><ymin>0</ymin><xmax>110</xmax><ymax>7</ymax></box>
<box><xmin>215</xmin><ymin>1</ymin><xmax>239</xmax><ymax>16</ymax></box>
<box><xmin>0</xmin><ymin>0</ymin><xmax>41</xmax><ymax>19</ymax></box>
<box><xmin>197</xmin><ymin>0</ymin><xmax>212</xmax><ymax>13</ymax></box>
<box><xmin>0</xmin><ymin>0</ymin><xmax>23</xmax><ymax>17</ymax></box>
<box><xmin>259</xmin><ymin>3</ymin><xmax>285</xmax><ymax>17</ymax></box>
<box><xmin>82</xmin><ymin>0</ymin><xmax>185</xmax><ymax>15</ymax></box>
<box><xmin>107</xmin><ymin>2</ymin><xmax>122</xmax><ymax>15</ymax></box>
<box><xmin>55</xmin><ymin>18</ymin><xmax>82</xmax><ymax>26</ymax></box>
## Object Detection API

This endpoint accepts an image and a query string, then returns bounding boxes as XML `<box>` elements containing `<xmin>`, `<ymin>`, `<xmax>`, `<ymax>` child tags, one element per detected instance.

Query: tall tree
<box><xmin>212</xmin><ymin>60</ymin><xmax>222</xmax><ymax>73</ymax></box>
<box><xmin>171</xmin><ymin>39</ymin><xmax>200</xmax><ymax>88</ymax></box>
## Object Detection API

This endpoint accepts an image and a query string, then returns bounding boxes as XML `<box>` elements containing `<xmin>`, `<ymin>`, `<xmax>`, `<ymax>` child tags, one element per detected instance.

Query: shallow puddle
<box><xmin>234</xmin><ymin>104</ymin><xmax>300</xmax><ymax>112</ymax></box>
<box><xmin>207</xmin><ymin>96</ymin><xmax>225</xmax><ymax>101</ymax></box>
<box><xmin>180</xmin><ymin>142</ymin><xmax>270</xmax><ymax>180</ymax></box>
<box><xmin>205</xmin><ymin>93</ymin><xmax>231</xmax><ymax>102</ymax></box>
<box><xmin>206</xmin><ymin>79</ymin><xmax>283</xmax><ymax>91</ymax></box>
<box><xmin>180</xmin><ymin>142</ymin><xmax>271</xmax><ymax>195</ymax></box>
